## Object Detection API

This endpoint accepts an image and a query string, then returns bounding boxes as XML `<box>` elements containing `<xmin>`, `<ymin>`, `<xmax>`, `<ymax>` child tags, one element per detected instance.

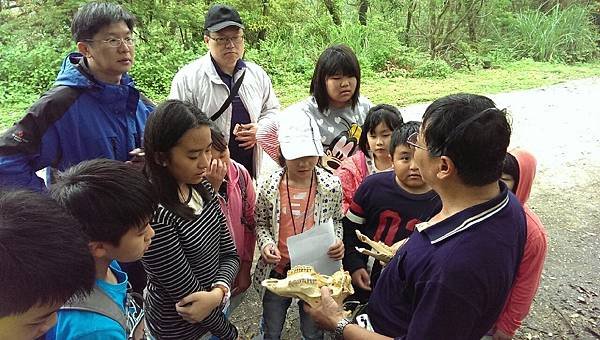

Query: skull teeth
<box><xmin>261</xmin><ymin>265</ymin><xmax>354</xmax><ymax>308</ymax></box>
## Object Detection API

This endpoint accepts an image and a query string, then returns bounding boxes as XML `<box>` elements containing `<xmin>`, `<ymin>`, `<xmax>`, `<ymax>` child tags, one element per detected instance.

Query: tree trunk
<box><xmin>358</xmin><ymin>0</ymin><xmax>368</xmax><ymax>26</ymax></box>
<box><xmin>467</xmin><ymin>0</ymin><xmax>484</xmax><ymax>42</ymax></box>
<box><xmin>405</xmin><ymin>0</ymin><xmax>417</xmax><ymax>46</ymax></box>
<box><xmin>324</xmin><ymin>0</ymin><xmax>341</xmax><ymax>26</ymax></box>
<box><xmin>258</xmin><ymin>0</ymin><xmax>269</xmax><ymax>41</ymax></box>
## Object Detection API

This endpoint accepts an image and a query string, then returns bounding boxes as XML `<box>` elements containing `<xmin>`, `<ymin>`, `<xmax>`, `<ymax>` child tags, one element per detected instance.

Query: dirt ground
<box><xmin>230</xmin><ymin>77</ymin><xmax>600</xmax><ymax>339</ymax></box>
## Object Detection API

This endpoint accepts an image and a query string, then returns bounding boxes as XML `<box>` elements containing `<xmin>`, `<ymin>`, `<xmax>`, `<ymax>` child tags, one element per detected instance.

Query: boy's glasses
<box><xmin>209</xmin><ymin>35</ymin><xmax>244</xmax><ymax>46</ymax></box>
<box><xmin>407</xmin><ymin>132</ymin><xmax>427</xmax><ymax>151</ymax></box>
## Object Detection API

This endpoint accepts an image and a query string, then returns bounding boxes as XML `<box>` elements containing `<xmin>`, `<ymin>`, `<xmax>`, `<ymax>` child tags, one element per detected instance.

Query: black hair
<box><xmin>210</xmin><ymin>125</ymin><xmax>228</xmax><ymax>153</ymax></box>
<box><xmin>50</xmin><ymin>159</ymin><xmax>157</xmax><ymax>246</ymax></box>
<box><xmin>421</xmin><ymin>93</ymin><xmax>511</xmax><ymax>186</ymax></box>
<box><xmin>310</xmin><ymin>44</ymin><xmax>361</xmax><ymax>113</ymax></box>
<box><xmin>389</xmin><ymin>121</ymin><xmax>421</xmax><ymax>157</ymax></box>
<box><xmin>358</xmin><ymin>104</ymin><xmax>404</xmax><ymax>157</ymax></box>
<box><xmin>144</xmin><ymin>100</ymin><xmax>213</xmax><ymax>219</ymax></box>
<box><xmin>276</xmin><ymin>146</ymin><xmax>286</xmax><ymax>168</ymax></box>
<box><xmin>0</xmin><ymin>189</ymin><xmax>95</xmax><ymax>317</ymax></box>
<box><xmin>503</xmin><ymin>153</ymin><xmax>520</xmax><ymax>193</ymax></box>
<box><xmin>71</xmin><ymin>2</ymin><xmax>136</xmax><ymax>42</ymax></box>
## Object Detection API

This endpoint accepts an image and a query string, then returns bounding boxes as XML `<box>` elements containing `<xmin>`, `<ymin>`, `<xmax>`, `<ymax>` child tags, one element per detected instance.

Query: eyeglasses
<box><xmin>209</xmin><ymin>35</ymin><xmax>244</xmax><ymax>46</ymax></box>
<box><xmin>407</xmin><ymin>132</ymin><xmax>427</xmax><ymax>151</ymax></box>
<box><xmin>85</xmin><ymin>37</ymin><xmax>135</xmax><ymax>47</ymax></box>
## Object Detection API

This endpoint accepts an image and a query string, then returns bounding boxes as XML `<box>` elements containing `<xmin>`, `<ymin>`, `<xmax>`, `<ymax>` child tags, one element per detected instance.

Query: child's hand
<box><xmin>175</xmin><ymin>289</ymin><xmax>222</xmax><ymax>323</ymax></box>
<box><xmin>204</xmin><ymin>159</ymin><xmax>227</xmax><ymax>190</ymax></box>
<box><xmin>351</xmin><ymin>268</ymin><xmax>372</xmax><ymax>291</ymax></box>
<box><xmin>232</xmin><ymin>261</ymin><xmax>252</xmax><ymax>296</ymax></box>
<box><xmin>327</xmin><ymin>239</ymin><xmax>344</xmax><ymax>260</ymax></box>
<box><xmin>261</xmin><ymin>243</ymin><xmax>281</xmax><ymax>264</ymax></box>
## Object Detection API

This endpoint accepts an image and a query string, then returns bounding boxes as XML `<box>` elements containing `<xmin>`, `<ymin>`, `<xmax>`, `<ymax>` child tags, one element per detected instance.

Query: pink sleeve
<box><xmin>334</xmin><ymin>166</ymin><xmax>356</xmax><ymax>215</ymax></box>
<box><xmin>334</xmin><ymin>154</ymin><xmax>367</xmax><ymax>215</ymax></box>
<box><xmin>241</xmin><ymin>168</ymin><xmax>257</xmax><ymax>262</ymax></box>
<box><xmin>495</xmin><ymin>216</ymin><xmax>548</xmax><ymax>336</ymax></box>
<box><xmin>256</xmin><ymin>118</ymin><xmax>281</xmax><ymax>164</ymax></box>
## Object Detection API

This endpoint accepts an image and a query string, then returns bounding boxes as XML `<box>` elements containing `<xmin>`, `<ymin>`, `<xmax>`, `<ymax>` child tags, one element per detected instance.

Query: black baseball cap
<box><xmin>204</xmin><ymin>4</ymin><xmax>244</xmax><ymax>32</ymax></box>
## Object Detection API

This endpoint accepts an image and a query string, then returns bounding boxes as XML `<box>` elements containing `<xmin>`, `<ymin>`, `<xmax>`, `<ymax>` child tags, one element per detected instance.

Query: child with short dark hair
<box><xmin>143</xmin><ymin>100</ymin><xmax>240</xmax><ymax>340</ymax></box>
<box><xmin>0</xmin><ymin>189</ymin><xmax>95</xmax><ymax>340</ymax></box>
<box><xmin>46</xmin><ymin>158</ymin><xmax>157</xmax><ymax>339</ymax></box>
<box><xmin>491</xmin><ymin>149</ymin><xmax>548</xmax><ymax>339</ymax></box>
<box><xmin>336</xmin><ymin>104</ymin><xmax>403</xmax><ymax>213</ymax></box>
<box><xmin>343</xmin><ymin>122</ymin><xmax>441</xmax><ymax>302</ymax></box>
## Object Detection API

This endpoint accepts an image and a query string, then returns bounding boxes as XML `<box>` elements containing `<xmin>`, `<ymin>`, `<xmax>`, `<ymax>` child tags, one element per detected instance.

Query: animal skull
<box><xmin>261</xmin><ymin>265</ymin><xmax>354</xmax><ymax>308</ymax></box>
<box><xmin>355</xmin><ymin>230</ymin><xmax>396</xmax><ymax>264</ymax></box>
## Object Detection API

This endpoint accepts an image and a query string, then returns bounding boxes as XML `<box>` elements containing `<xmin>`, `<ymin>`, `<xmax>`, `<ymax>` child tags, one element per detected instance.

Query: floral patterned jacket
<box><xmin>252</xmin><ymin>166</ymin><xmax>344</xmax><ymax>298</ymax></box>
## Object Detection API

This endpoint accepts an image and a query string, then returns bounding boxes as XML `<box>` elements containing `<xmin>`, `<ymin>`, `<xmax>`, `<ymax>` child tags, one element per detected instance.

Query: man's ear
<box><xmin>437</xmin><ymin>156</ymin><xmax>455</xmax><ymax>180</ymax></box>
<box><xmin>76</xmin><ymin>41</ymin><xmax>92</xmax><ymax>58</ymax></box>
<box><xmin>203</xmin><ymin>35</ymin><xmax>210</xmax><ymax>44</ymax></box>
<box><xmin>88</xmin><ymin>241</ymin><xmax>107</xmax><ymax>259</ymax></box>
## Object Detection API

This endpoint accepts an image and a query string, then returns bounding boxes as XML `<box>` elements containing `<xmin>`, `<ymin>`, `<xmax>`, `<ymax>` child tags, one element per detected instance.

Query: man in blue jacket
<box><xmin>0</xmin><ymin>2</ymin><xmax>153</xmax><ymax>296</ymax></box>
<box><xmin>0</xmin><ymin>2</ymin><xmax>153</xmax><ymax>190</ymax></box>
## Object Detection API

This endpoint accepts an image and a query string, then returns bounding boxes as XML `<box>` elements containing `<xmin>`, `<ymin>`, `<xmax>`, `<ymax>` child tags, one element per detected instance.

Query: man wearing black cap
<box><xmin>169</xmin><ymin>4</ymin><xmax>280</xmax><ymax>179</ymax></box>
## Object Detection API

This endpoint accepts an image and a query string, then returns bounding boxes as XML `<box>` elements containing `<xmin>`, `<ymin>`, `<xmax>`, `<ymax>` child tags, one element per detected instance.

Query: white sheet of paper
<box><xmin>287</xmin><ymin>218</ymin><xmax>340</xmax><ymax>275</ymax></box>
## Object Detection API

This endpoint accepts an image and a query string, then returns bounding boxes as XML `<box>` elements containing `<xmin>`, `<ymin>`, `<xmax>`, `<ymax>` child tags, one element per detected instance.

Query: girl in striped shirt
<box><xmin>142</xmin><ymin>100</ymin><xmax>240</xmax><ymax>340</ymax></box>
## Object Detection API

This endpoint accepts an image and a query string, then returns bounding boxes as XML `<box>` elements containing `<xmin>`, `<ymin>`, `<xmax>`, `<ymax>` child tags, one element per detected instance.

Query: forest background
<box><xmin>0</xmin><ymin>0</ymin><xmax>599</xmax><ymax>129</ymax></box>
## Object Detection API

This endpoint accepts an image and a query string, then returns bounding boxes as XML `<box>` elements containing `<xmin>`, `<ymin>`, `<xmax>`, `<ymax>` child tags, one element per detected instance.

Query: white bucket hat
<box><xmin>278</xmin><ymin>111</ymin><xmax>324</xmax><ymax>160</ymax></box>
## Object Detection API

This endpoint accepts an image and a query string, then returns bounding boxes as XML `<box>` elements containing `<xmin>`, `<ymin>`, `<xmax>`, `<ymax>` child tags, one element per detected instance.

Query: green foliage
<box><xmin>0</xmin><ymin>39</ymin><xmax>65</xmax><ymax>94</ymax></box>
<box><xmin>247</xmin><ymin>14</ymin><xmax>407</xmax><ymax>87</ymax></box>
<box><xmin>0</xmin><ymin>0</ymin><xmax>599</xmax><ymax>126</ymax></box>
<box><xmin>507</xmin><ymin>5</ymin><xmax>599</xmax><ymax>62</ymax></box>
<box><xmin>129</xmin><ymin>27</ymin><xmax>202</xmax><ymax>102</ymax></box>
<box><xmin>412</xmin><ymin>59</ymin><xmax>454</xmax><ymax>78</ymax></box>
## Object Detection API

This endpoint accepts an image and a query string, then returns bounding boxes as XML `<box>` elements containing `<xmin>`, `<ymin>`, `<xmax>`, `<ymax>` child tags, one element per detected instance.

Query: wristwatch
<box><xmin>333</xmin><ymin>317</ymin><xmax>351</xmax><ymax>340</ymax></box>
<box><xmin>211</xmin><ymin>283</ymin><xmax>231</xmax><ymax>307</ymax></box>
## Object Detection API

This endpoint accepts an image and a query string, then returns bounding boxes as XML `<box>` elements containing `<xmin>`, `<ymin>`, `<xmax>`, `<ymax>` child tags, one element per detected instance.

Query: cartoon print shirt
<box><xmin>299</xmin><ymin>95</ymin><xmax>371</xmax><ymax>172</ymax></box>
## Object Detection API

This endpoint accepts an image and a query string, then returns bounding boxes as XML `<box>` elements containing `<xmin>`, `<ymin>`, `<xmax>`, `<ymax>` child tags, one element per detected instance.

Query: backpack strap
<box><xmin>61</xmin><ymin>285</ymin><xmax>127</xmax><ymax>331</ymax></box>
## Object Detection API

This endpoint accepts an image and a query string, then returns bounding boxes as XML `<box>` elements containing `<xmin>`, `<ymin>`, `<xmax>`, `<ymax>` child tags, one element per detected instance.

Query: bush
<box><xmin>412</xmin><ymin>59</ymin><xmax>454</xmax><ymax>78</ymax></box>
<box><xmin>508</xmin><ymin>5</ymin><xmax>599</xmax><ymax>62</ymax></box>
<box><xmin>130</xmin><ymin>28</ymin><xmax>202</xmax><ymax>102</ymax></box>
<box><xmin>0</xmin><ymin>39</ymin><xmax>65</xmax><ymax>94</ymax></box>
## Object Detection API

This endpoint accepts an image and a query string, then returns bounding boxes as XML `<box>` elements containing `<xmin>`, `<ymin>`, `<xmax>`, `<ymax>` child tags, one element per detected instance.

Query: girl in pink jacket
<box><xmin>335</xmin><ymin>104</ymin><xmax>403</xmax><ymax>213</ymax></box>
<box><xmin>494</xmin><ymin>149</ymin><xmax>548</xmax><ymax>339</ymax></box>
<box><xmin>210</xmin><ymin>126</ymin><xmax>257</xmax><ymax>312</ymax></box>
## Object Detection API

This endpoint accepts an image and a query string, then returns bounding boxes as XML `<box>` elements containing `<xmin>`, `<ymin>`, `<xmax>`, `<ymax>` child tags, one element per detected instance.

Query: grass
<box><xmin>1</xmin><ymin>59</ymin><xmax>599</xmax><ymax>129</ymax></box>
<box><xmin>277</xmin><ymin>59</ymin><xmax>600</xmax><ymax>108</ymax></box>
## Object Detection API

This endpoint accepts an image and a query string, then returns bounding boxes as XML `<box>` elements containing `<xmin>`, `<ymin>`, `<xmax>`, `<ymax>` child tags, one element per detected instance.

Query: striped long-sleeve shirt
<box><xmin>143</xmin><ymin>182</ymin><xmax>240</xmax><ymax>339</ymax></box>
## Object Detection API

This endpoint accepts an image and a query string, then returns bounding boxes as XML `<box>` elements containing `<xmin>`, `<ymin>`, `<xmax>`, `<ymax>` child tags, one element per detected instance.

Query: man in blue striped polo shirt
<box><xmin>306</xmin><ymin>93</ymin><xmax>527</xmax><ymax>339</ymax></box>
